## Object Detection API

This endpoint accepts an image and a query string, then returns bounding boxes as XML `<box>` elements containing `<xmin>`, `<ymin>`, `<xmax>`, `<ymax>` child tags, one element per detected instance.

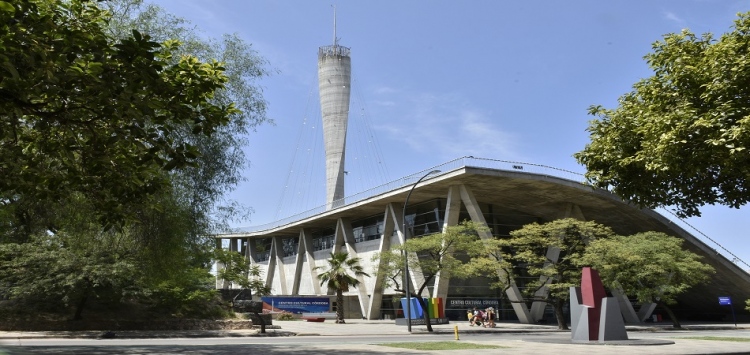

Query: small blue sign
<box><xmin>718</xmin><ymin>296</ymin><xmax>732</xmax><ymax>306</ymax></box>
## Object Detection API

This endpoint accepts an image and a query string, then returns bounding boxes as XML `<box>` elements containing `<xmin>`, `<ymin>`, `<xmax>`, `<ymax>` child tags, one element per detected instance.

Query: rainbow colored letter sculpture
<box><xmin>570</xmin><ymin>267</ymin><xmax>628</xmax><ymax>343</ymax></box>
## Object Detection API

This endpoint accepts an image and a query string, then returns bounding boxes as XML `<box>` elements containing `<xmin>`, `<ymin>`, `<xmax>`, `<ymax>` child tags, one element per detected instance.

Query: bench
<box><xmin>301</xmin><ymin>312</ymin><xmax>337</xmax><ymax>322</ymax></box>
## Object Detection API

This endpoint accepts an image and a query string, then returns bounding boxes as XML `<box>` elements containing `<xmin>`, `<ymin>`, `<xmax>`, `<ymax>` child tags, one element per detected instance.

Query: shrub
<box><xmin>275</xmin><ymin>311</ymin><xmax>295</xmax><ymax>321</ymax></box>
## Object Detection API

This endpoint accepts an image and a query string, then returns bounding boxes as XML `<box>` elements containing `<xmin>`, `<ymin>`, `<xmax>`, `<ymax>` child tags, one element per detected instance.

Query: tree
<box><xmin>578</xmin><ymin>232</ymin><xmax>715</xmax><ymax>329</ymax></box>
<box><xmin>316</xmin><ymin>252</ymin><xmax>370</xmax><ymax>324</ymax></box>
<box><xmin>575</xmin><ymin>12</ymin><xmax>750</xmax><ymax>218</ymax></box>
<box><xmin>214</xmin><ymin>248</ymin><xmax>270</xmax><ymax>297</ymax></box>
<box><xmin>0</xmin><ymin>232</ymin><xmax>141</xmax><ymax>320</ymax></box>
<box><xmin>96</xmin><ymin>0</ymin><xmax>273</xmax><ymax>307</ymax></box>
<box><xmin>1</xmin><ymin>0</ymin><xmax>237</xmax><ymax>237</ymax></box>
<box><xmin>373</xmin><ymin>221</ymin><xmax>492</xmax><ymax>332</ymax></box>
<box><xmin>101</xmin><ymin>0</ymin><xmax>271</xmax><ymax>234</ymax></box>
<box><xmin>506</xmin><ymin>218</ymin><xmax>616</xmax><ymax>330</ymax></box>
<box><xmin>0</xmin><ymin>0</ymin><xmax>269</xmax><ymax>321</ymax></box>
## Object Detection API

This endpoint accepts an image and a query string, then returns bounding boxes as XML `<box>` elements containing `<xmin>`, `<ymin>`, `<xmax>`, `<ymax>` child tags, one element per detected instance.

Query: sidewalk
<box><xmin>1</xmin><ymin>320</ymin><xmax>748</xmax><ymax>354</ymax></box>
<box><xmin>0</xmin><ymin>319</ymin><xmax>744</xmax><ymax>338</ymax></box>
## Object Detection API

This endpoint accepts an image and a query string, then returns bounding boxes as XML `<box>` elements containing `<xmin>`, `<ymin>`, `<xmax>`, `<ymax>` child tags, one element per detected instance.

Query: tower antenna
<box><xmin>332</xmin><ymin>4</ymin><xmax>337</xmax><ymax>47</ymax></box>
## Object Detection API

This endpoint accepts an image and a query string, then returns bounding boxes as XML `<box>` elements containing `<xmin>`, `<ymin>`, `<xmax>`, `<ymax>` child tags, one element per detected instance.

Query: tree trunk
<box><xmin>658</xmin><ymin>301</ymin><xmax>681</xmax><ymax>329</ymax></box>
<box><xmin>73</xmin><ymin>292</ymin><xmax>89</xmax><ymax>321</ymax></box>
<box><xmin>415</xmin><ymin>295</ymin><xmax>433</xmax><ymax>332</ymax></box>
<box><xmin>554</xmin><ymin>298</ymin><xmax>568</xmax><ymax>330</ymax></box>
<box><xmin>336</xmin><ymin>290</ymin><xmax>345</xmax><ymax>324</ymax></box>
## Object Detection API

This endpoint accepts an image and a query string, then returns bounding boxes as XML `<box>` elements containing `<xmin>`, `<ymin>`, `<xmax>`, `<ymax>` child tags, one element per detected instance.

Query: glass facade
<box><xmin>351</xmin><ymin>214</ymin><xmax>384</xmax><ymax>243</ymax></box>
<box><xmin>254</xmin><ymin>238</ymin><xmax>272</xmax><ymax>262</ymax></box>
<box><xmin>282</xmin><ymin>237</ymin><xmax>299</xmax><ymax>257</ymax></box>
<box><xmin>311</xmin><ymin>228</ymin><xmax>335</xmax><ymax>251</ymax></box>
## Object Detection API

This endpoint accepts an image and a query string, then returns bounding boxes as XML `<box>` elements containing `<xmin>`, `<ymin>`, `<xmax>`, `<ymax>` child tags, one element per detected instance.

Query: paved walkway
<box><xmin>1</xmin><ymin>320</ymin><xmax>749</xmax><ymax>354</ymax></box>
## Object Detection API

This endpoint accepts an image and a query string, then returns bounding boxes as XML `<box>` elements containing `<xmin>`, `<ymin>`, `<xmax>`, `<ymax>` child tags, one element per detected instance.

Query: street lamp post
<box><xmin>403</xmin><ymin>169</ymin><xmax>440</xmax><ymax>332</ymax></box>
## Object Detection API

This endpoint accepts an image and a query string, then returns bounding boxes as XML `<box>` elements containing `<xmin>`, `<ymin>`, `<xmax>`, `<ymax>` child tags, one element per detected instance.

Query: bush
<box><xmin>275</xmin><ymin>311</ymin><xmax>296</xmax><ymax>321</ymax></box>
<box><xmin>145</xmin><ymin>281</ymin><xmax>229</xmax><ymax>319</ymax></box>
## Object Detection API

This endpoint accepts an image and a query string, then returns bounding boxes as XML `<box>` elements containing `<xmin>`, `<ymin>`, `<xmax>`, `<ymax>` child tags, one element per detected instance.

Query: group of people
<box><xmin>466</xmin><ymin>306</ymin><xmax>495</xmax><ymax>328</ymax></box>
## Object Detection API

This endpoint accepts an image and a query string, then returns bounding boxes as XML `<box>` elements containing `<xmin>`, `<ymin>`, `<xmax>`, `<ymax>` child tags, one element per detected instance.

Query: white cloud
<box><xmin>367</xmin><ymin>89</ymin><xmax>522</xmax><ymax>161</ymax></box>
<box><xmin>664</xmin><ymin>11</ymin><xmax>685</xmax><ymax>24</ymax></box>
<box><xmin>373</xmin><ymin>86</ymin><xmax>399</xmax><ymax>95</ymax></box>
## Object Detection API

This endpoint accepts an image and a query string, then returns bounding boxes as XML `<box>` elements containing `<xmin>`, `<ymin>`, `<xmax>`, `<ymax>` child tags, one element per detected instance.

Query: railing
<box><xmin>229</xmin><ymin>156</ymin><xmax>586</xmax><ymax>234</ymax></box>
<box><xmin>224</xmin><ymin>156</ymin><xmax>750</xmax><ymax>269</ymax></box>
<box><xmin>318</xmin><ymin>45</ymin><xmax>350</xmax><ymax>57</ymax></box>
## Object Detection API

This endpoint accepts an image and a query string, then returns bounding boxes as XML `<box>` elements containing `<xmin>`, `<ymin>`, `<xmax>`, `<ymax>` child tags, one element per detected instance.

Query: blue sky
<box><xmin>150</xmin><ymin>0</ymin><xmax>750</xmax><ymax>270</ymax></box>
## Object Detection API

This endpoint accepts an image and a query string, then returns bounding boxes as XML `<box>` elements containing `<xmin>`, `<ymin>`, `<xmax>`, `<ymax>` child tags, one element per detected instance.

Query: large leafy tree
<box><xmin>1</xmin><ymin>0</ymin><xmax>237</xmax><ymax>238</ymax></box>
<box><xmin>102</xmin><ymin>0</ymin><xmax>271</xmax><ymax>234</ymax></box>
<box><xmin>578</xmin><ymin>232</ymin><xmax>715</xmax><ymax>329</ymax></box>
<box><xmin>316</xmin><ymin>252</ymin><xmax>370</xmax><ymax>324</ymax></box>
<box><xmin>374</xmin><ymin>221</ymin><xmax>491</xmax><ymax>332</ymax></box>
<box><xmin>575</xmin><ymin>12</ymin><xmax>750</xmax><ymax>218</ymax></box>
<box><xmin>506</xmin><ymin>218</ymin><xmax>616</xmax><ymax>330</ymax></box>
<box><xmin>0</xmin><ymin>0</ymin><xmax>269</xmax><ymax>320</ymax></box>
<box><xmin>0</xmin><ymin>233</ymin><xmax>141</xmax><ymax>320</ymax></box>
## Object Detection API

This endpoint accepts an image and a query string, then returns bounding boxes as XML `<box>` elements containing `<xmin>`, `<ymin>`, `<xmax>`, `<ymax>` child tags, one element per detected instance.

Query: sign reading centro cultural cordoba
<box><xmin>261</xmin><ymin>297</ymin><xmax>330</xmax><ymax>314</ymax></box>
<box><xmin>447</xmin><ymin>298</ymin><xmax>499</xmax><ymax>309</ymax></box>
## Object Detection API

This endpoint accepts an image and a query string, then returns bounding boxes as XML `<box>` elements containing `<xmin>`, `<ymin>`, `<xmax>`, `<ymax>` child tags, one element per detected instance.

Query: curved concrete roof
<box><xmin>223</xmin><ymin>163</ymin><xmax>750</xmax><ymax>319</ymax></box>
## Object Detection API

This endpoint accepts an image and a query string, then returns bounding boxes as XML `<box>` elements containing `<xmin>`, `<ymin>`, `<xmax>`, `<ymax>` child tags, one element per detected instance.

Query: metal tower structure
<box><xmin>318</xmin><ymin>9</ymin><xmax>351</xmax><ymax>209</ymax></box>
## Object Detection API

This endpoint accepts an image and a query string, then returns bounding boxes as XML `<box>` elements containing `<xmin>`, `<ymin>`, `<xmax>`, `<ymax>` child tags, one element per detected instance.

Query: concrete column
<box><xmin>292</xmin><ymin>230</ymin><xmax>305</xmax><ymax>295</ymax></box>
<box><xmin>458</xmin><ymin>184</ymin><xmax>533</xmax><ymax>324</ymax></box>
<box><xmin>334</xmin><ymin>218</ymin><xmax>370</xmax><ymax>318</ymax></box>
<box><xmin>432</xmin><ymin>186</ymin><xmax>460</xmax><ymax>300</ymax></box>
<box><xmin>367</xmin><ymin>203</ymin><xmax>398</xmax><ymax>320</ymax></box>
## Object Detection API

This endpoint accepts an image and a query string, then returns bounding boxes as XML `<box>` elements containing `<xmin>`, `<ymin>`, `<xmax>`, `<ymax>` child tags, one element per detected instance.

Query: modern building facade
<box><xmin>215</xmin><ymin>25</ymin><xmax>750</xmax><ymax>323</ymax></box>
<box><xmin>216</xmin><ymin>157</ymin><xmax>750</xmax><ymax>323</ymax></box>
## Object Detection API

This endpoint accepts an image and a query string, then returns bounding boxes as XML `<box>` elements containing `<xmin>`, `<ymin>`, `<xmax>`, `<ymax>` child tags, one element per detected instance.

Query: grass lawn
<box><xmin>376</xmin><ymin>341</ymin><xmax>507</xmax><ymax>351</ymax></box>
<box><xmin>678</xmin><ymin>337</ymin><xmax>750</xmax><ymax>342</ymax></box>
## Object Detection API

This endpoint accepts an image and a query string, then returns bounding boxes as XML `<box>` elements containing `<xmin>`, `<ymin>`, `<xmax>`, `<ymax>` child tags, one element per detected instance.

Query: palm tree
<box><xmin>315</xmin><ymin>251</ymin><xmax>370</xmax><ymax>323</ymax></box>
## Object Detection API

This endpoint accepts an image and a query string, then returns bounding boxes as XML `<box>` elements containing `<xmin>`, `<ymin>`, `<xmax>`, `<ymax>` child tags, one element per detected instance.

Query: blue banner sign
<box><xmin>261</xmin><ymin>297</ymin><xmax>330</xmax><ymax>314</ymax></box>
<box><xmin>718</xmin><ymin>296</ymin><xmax>732</xmax><ymax>306</ymax></box>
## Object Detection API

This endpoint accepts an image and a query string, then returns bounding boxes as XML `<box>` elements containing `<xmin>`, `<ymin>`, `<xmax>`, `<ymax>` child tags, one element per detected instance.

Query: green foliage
<box><xmin>374</xmin><ymin>221</ymin><xmax>492</xmax><ymax>295</ymax></box>
<box><xmin>507</xmin><ymin>218</ymin><xmax>615</xmax><ymax>301</ymax></box>
<box><xmin>0</xmin><ymin>0</ymin><xmax>270</xmax><ymax>323</ymax></box>
<box><xmin>404</xmin><ymin>221</ymin><xmax>489</xmax><ymax>285</ymax></box>
<box><xmin>373</xmin><ymin>221</ymin><xmax>494</xmax><ymax>331</ymax></box>
<box><xmin>316</xmin><ymin>252</ymin><xmax>369</xmax><ymax>323</ymax></box>
<box><xmin>1</xmin><ymin>0</ymin><xmax>237</xmax><ymax>232</ymax></box>
<box><xmin>214</xmin><ymin>248</ymin><xmax>270</xmax><ymax>296</ymax></box>
<box><xmin>103</xmin><ymin>0</ymin><xmax>271</xmax><ymax>233</ymax></box>
<box><xmin>378</xmin><ymin>342</ymin><xmax>505</xmax><ymax>350</ymax></box>
<box><xmin>316</xmin><ymin>252</ymin><xmax>370</xmax><ymax>293</ymax></box>
<box><xmin>0</xmin><ymin>233</ymin><xmax>141</xmax><ymax>319</ymax></box>
<box><xmin>578</xmin><ymin>232</ymin><xmax>715</xmax><ymax>305</ymax></box>
<box><xmin>504</xmin><ymin>218</ymin><xmax>616</xmax><ymax>329</ymax></box>
<box><xmin>575</xmin><ymin>12</ymin><xmax>750</xmax><ymax>218</ymax></box>
<box><xmin>275</xmin><ymin>311</ymin><xmax>296</xmax><ymax>321</ymax></box>
<box><xmin>144</xmin><ymin>271</ymin><xmax>227</xmax><ymax>319</ymax></box>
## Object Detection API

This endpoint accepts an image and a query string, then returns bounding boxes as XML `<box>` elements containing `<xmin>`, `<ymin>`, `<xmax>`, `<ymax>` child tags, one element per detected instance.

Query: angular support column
<box><xmin>432</xmin><ymin>186</ymin><xmax>461</xmax><ymax>300</ymax></box>
<box><xmin>367</xmin><ymin>203</ymin><xmax>399</xmax><ymax>319</ymax></box>
<box><xmin>333</xmin><ymin>218</ymin><xmax>371</xmax><ymax>318</ymax></box>
<box><xmin>459</xmin><ymin>184</ymin><xmax>533</xmax><ymax>324</ymax></box>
